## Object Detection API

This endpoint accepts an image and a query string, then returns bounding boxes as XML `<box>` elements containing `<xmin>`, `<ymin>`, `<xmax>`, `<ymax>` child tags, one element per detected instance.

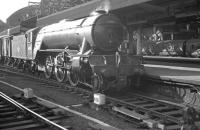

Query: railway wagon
<box><xmin>0</xmin><ymin>35</ymin><xmax>12</xmax><ymax>63</ymax></box>
<box><xmin>0</xmin><ymin>36</ymin><xmax>4</xmax><ymax>61</ymax></box>
<box><xmin>11</xmin><ymin>34</ymin><xmax>26</xmax><ymax>59</ymax></box>
<box><xmin>3</xmin><ymin>28</ymin><xmax>40</xmax><ymax>69</ymax></box>
<box><xmin>25</xmin><ymin>28</ymin><xmax>40</xmax><ymax>60</ymax></box>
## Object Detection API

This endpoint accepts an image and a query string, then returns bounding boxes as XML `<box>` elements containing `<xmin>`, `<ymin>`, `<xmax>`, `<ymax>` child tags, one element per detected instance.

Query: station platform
<box><xmin>144</xmin><ymin>64</ymin><xmax>200</xmax><ymax>86</ymax></box>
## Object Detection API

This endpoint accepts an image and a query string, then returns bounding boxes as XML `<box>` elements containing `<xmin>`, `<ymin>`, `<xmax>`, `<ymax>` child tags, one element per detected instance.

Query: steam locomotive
<box><xmin>0</xmin><ymin>12</ymin><xmax>143</xmax><ymax>91</ymax></box>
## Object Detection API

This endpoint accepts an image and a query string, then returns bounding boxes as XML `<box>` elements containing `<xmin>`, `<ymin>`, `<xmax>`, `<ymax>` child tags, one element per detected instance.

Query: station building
<box><xmin>6</xmin><ymin>5</ymin><xmax>40</xmax><ymax>27</ymax></box>
<box><xmin>6</xmin><ymin>0</ymin><xmax>93</xmax><ymax>27</ymax></box>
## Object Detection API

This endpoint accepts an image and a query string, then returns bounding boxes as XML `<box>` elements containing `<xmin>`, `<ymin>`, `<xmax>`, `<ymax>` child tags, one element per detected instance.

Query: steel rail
<box><xmin>0</xmin><ymin>91</ymin><xmax>68</xmax><ymax>130</ymax></box>
<box><xmin>106</xmin><ymin>96</ymin><xmax>183</xmax><ymax>125</ymax></box>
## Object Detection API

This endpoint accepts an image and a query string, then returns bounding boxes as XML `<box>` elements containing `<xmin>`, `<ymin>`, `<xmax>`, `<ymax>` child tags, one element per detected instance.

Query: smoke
<box><xmin>102</xmin><ymin>0</ymin><xmax>111</xmax><ymax>13</ymax></box>
<box><xmin>90</xmin><ymin>0</ymin><xmax>111</xmax><ymax>15</ymax></box>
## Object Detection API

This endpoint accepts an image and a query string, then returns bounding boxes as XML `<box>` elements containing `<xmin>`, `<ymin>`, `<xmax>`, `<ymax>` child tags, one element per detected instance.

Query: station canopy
<box><xmin>37</xmin><ymin>0</ymin><xmax>200</xmax><ymax>28</ymax></box>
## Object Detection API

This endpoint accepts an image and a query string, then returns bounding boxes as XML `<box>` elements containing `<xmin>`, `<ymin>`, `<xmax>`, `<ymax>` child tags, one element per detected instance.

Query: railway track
<box><xmin>0</xmin><ymin>65</ymin><xmax>199</xmax><ymax>130</ymax></box>
<box><xmin>107</xmin><ymin>93</ymin><xmax>184</xmax><ymax>130</ymax></box>
<box><xmin>0</xmin><ymin>91</ymin><xmax>70</xmax><ymax>130</ymax></box>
